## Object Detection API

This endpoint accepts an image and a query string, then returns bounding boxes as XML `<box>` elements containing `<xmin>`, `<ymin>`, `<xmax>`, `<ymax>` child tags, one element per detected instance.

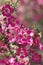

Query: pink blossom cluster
<box><xmin>0</xmin><ymin>4</ymin><xmax>43</xmax><ymax>65</ymax></box>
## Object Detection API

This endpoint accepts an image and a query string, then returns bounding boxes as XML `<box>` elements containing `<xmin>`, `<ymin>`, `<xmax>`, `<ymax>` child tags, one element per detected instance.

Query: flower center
<box><xmin>21</xmin><ymin>51</ymin><xmax>24</xmax><ymax>55</ymax></box>
<box><xmin>35</xmin><ymin>56</ymin><xmax>39</xmax><ymax>60</ymax></box>
<box><xmin>24</xmin><ymin>34</ymin><xmax>27</xmax><ymax>38</ymax></box>
<box><xmin>5</xmin><ymin>8</ymin><xmax>10</xmax><ymax>13</ymax></box>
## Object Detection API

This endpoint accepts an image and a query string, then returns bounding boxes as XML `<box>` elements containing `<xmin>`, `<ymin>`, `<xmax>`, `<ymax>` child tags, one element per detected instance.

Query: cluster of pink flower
<box><xmin>0</xmin><ymin>4</ymin><xmax>43</xmax><ymax>65</ymax></box>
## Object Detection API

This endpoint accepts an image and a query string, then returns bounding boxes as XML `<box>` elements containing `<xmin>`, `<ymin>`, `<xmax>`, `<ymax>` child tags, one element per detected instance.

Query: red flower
<box><xmin>2</xmin><ymin>4</ymin><xmax>14</xmax><ymax>17</ymax></box>
<box><xmin>32</xmin><ymin>53</ymin><xmax>42</xmax><ymax>63</ymax></box>
<box><xmin>17</xmin><ymin>48</ymin><xmax>29</xmax><ymax>58</ymax></box>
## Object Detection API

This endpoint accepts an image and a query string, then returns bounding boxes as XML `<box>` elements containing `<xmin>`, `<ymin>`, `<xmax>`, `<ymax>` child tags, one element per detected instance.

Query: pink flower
<box><xmin>0</xmin><ymin>41</ymin><xmax>8</xmax><ymax>50</ymax></box>
<box><xmin>8</xmin><ymin>57</ymin><xmax>17</xmax><ymax>65</ymax></box>
<box><xmin>5</xmin><ymin>29</ymin><xmax>17</xmax><ymax>43</ymax></box>
<box><xmin>17</xmin><ymin>48</ymin><xmax>29</xmax><ymax>58</ymax></box>
<box><xmin>8</xmin><ymin>15</ymin><xmax>17</xmax><ymax>26</ymax></box>
<box><xmin>33</xmin><ymin>34</ymin><xmax>41</xmax><ymax>47</ymax></box>
<box><xmin>7</xmin><ymin>15</ymin><xmax>20</xmax><ymax>28</ymax></box>
<box><xmin>16</xmin><ymin>25</ymin><xmax>34</xmax><ymax>45</ymax></box>
<box><xmin>33</xmin><ymin>38</ymin><xmax>40</xmax><ymax>47</ymax></box>
<box><xmin>32</xmin><ymin>53</ymin><xmax>42</xmax><ymax>63</ymax></box>
<box><xmin>4</xmin><ymin>18</ymin><xmax>20</xmax><ymax>43</ymax></box>
<box><xmin>2</xmin><ymin>57</ymin><xmax>18</xmax><ymax>65</ymax></box>
<box><xmin>2</xmin><ymin>4</ymin><xmax>14</xmax><ymax>17</ymax></box>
